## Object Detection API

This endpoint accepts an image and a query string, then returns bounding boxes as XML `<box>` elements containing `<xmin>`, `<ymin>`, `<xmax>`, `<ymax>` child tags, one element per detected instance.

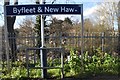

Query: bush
<box><xmin>64</xmin><ymin>48</ymin><xmax>119</xmax><ymax>77</ymax></box>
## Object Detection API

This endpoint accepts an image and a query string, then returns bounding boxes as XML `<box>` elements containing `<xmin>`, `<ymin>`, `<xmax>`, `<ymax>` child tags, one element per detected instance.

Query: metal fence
<box><xmin>2</xmin><ymin>31</ymin><xmax>119</xmax><ymax>60</ymax></box>
<box><xmin>0</xmin><ymin>31</ymin><xmax>119</xmax><ymax>78</ymax></box>
<box><xmin>45</xmin><ymin>32</ymin><xmax>118</xmax><ymax>54</ymax></box>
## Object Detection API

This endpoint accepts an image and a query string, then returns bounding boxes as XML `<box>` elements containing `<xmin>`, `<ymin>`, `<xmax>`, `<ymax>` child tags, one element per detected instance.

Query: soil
<box><xmin>64</xmin><ymin>75</ymin><xmax>120</xmax><ymax>80</ymax></box>
<box><xmin>1</xmin><ymin>74</ymin><xmax>120</xmax><ymax>80</ymax></box>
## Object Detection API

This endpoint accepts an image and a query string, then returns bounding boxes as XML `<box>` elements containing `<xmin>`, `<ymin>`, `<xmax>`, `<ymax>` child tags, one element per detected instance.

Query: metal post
<box><xmin>4</xmin><ymin>1</ymin><xmax>10</xmax><ymax>72</ymax></box>
<box><xmin>101</xmin><ymin>32</ymin><xmax>104</xmax><ymax>52</ymax></box>
<box><xmin>40</xmin><ymin>0</ymin><xmax>47</xmax><ymax>78</ymax></box>
<box><xmin>118</xmin><ymin>1</ymin><xmax>120</xmax><ymax>56</ymax></box>
<box><xmin>26</xmin><ymin>50</ymin><xmax>29</xmax><ymax>77</ymax></box>
<box><xmin>81</xmin><ymin>4</ymin><xmax>84</xmax><ymax>55</ymax></box>
<box><xmin>81</xmin><ymin>4</ymin><xmax>84</xmax><ymax>68</ymax></box>
<box><xmin>61</xmin><ymin>48</ymin><xmax>64</xmax><ymax>78</ymax></box>
<box><xmin>40</xmin><ymin>1</ymin><xmax>45</xmax><ymax>47</ymax></box>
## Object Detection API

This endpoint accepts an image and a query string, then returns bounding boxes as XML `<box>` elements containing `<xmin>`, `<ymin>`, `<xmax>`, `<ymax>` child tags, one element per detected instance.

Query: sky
<box><xmin>0</xmin><ymin>0</ymin><xmax>119</xmax><ymax>29</ymax></box>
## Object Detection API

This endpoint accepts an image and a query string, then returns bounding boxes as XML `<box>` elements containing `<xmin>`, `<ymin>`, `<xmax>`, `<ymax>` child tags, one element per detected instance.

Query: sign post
<box><xmin>5</xmin><ymin>4</ymin><xmax>84</xmax><ymax>79</ymax></box>
<box><xmin>118</xmin><ymin>1</ymin><xmax>120</xmax><ymax>56</ymax></box>
<box><xmin>40</xmin><ymin>0</ymin><xmax>47</xmax><ymax>78</ymax></box>
<box><xmin>80</xmin><ymin>4</ymin><xmax>84</xmax><ymax>70</ymax></box>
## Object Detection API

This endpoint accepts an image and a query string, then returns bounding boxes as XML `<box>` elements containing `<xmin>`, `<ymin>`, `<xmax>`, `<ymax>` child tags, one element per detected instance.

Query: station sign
<box><xmin>6</xmin><ymin>4</ymin><xmax>82</xmax><ymax>16</ymax></box>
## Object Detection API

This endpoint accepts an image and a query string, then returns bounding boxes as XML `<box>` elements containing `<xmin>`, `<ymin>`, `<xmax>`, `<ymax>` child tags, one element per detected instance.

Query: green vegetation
<box><xmin>64</xmin><ymin>48</ymin><xmax>119</xmax><ymax>77</ymax></box>
<box><xmin>0</xmin><ymin>48</ymin><xmax>119</xmax><ymax>79</ymax></box>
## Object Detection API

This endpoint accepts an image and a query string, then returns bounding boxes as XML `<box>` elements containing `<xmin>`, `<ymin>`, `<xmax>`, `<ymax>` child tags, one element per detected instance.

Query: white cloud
<box><xmin>83</xmin><ymin>4</ymin><xmax>100</xmax><ymax>17</ymax></box>
<box><xmin>52</xmin><ymin>3</ymin><xmax>102</xmax><ymax>20</ymax></box>
<box><xmin>14</xmin><ymin>16</ymin><xmax>26</xmax><ymax>28</ymax></box>
<box><xmin>0</xmin><ymin>1</ymin><xmax>3</xmax><ymax>26</ymax></box>
<box><xmin>0</xmin><ymin>2</ymin><xmax>2</xmax><ymax>5</ymax></box>
<box><xmin>52</xmin><ymin>15</ymin><xmax>73</xmax><ymax>20</ymax></box>
<box><xmin>75</xmin><ymin>0</ymin><xmax>119</xmax><ymax>2</ymax></box>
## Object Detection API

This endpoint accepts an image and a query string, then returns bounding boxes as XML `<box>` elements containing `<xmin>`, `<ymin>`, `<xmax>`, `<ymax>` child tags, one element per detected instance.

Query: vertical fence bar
<box><xmin>26</xmin><ymin>49</ymin><xmax>29</xmax><ymax>77</ymax></box>
<box><xmin>91</xmin><ymin>32</ymin><xmax>93</xmax><ymax>53</ymax></box>
<box><xmin>81</xmin><ymin>4</ymin><xmax>84</xmax><ymax>55</ymax></box>
<box><xmin>101</xmin><ymin>32</ymin><xmax>104</xmax><ymax>52</ymax></box>
<box><xmin>33</xmin><ymin>34</ymin><xmax>36</xmax><ymax>64</ymax></box>
<box><xmin>81</xmin><ymin>4</ymin><xmax>84</xmax><ymax>70</ymax></box>
<box><xmin>61</xmin><ymin>48</ymin><xmax>64</xmax><ymax>78</ymax></box>
<box><xmin>118</xmin><ymin>1</ymin><xmax>120</xmax><ymax>56</ymax></box>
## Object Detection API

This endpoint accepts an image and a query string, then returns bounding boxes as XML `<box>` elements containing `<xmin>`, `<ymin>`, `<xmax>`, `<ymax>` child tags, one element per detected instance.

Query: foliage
<box><xmin>64</xmin><ymin>48</ymin><xmax>119</xmax><ymax>77</ymax></box>
<box><xmin>34</xmin><ymin>15</ymin><xmax>41</xmax><ymax>48</ymax></box>
<box><xmin>47</xmin><ymin>69</ymin><xmax>61</xmax><ymax>78</ymax></box>
<box><xmin>47</xmin><ymin>58</ymin><xmax>61</xmax><ymax>67</ymax></box>
<box><xmin>0</xmin><ymin>48</ymin><xmax>119</xmax><ymax>79</ymax></box>
<box><xmin>34</xmin><ymin>16</ymin><xmax>41</xmax><ymax>35</ymax></box>
<box><xmin>68</xmin><ymin>48</ymin><xmax>82</xmax><ymax>74</ymax></box>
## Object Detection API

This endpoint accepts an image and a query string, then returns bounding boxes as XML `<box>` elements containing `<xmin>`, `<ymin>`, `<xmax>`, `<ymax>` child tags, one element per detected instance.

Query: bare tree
<box><xmin>84</xmin><ymin>18</ymin><xmax>94</xmax><ymax>32</ymax></box>
<box><xmin>94</xmin><ymin>2</ymin><xmax>118</xmax><ymax>31</ymax></box>
<box><xmin>16</xmin><ymin>18</ymin><xmax>35</xmax><ymax>49</ymax></box>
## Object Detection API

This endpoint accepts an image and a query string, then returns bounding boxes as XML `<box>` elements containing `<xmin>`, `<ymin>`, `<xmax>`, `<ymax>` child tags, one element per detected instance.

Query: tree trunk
<box><xmin>4</xmin><ymin>0</ymin><xmax>18</xmax><ymax>61</ymax></box>
<box><xmin>35</xmin><ymin>0</ymin><xmax>41</xmax><ymax>57</ymax></box>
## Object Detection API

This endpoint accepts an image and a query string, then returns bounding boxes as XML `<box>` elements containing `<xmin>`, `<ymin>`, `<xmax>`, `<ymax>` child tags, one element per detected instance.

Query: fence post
<box><xmin>61</xmin><ymin>48</ymin><xmax>64</xmax><ymax>78</ymax></box>
<box><xmin>101</xmin><ymin>32</ymin><xmax>104</xmax><ymax>52</ymax></box>
<box><xmin>41</xmin><ymin>47</ymin><xmax>47</xmax><ymax>78</ymax></box>
<box><xmin>118</xmin><ymin>1</ymin><xmax>120</xmax><ymax>56</ymax></box>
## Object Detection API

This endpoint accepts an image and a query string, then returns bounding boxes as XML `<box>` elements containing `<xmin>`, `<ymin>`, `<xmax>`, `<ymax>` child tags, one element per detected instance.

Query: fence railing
<box><xmin>0</xmin><ymin>31</ymin><xmax>119</xmax><ymax>78</ymax></box>
<box><xmin>2</xmin><ymin>32</ymin><xmax>119</xmax><ymax>56</ymax></box>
